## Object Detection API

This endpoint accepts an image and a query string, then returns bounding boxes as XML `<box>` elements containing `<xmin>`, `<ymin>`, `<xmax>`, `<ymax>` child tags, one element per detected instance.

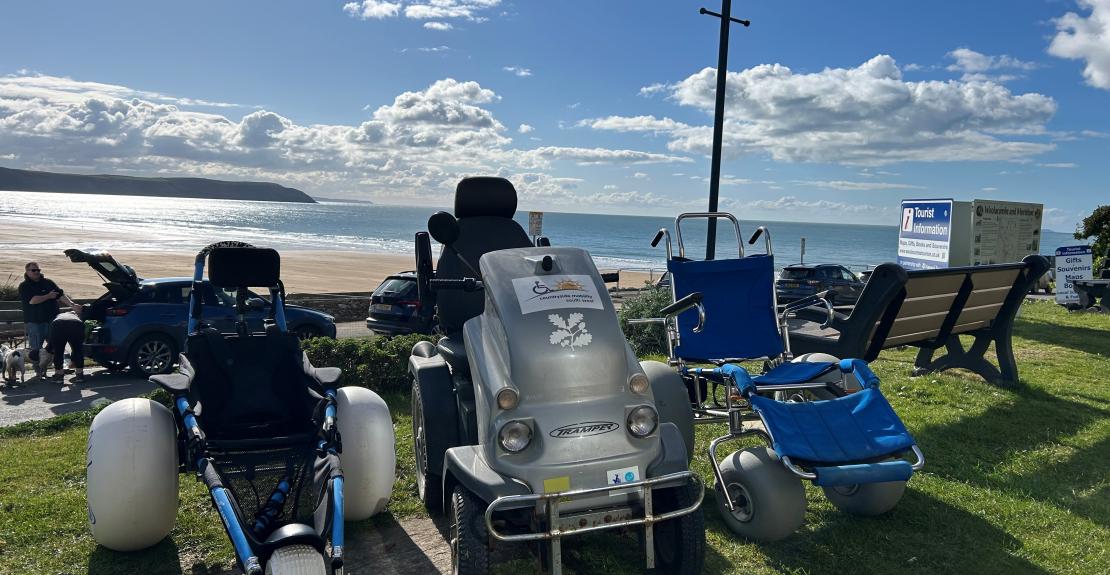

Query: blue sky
<box><xmin>1</xmin><ymin>1</ymin><xmax>1108</xmax><ymax>231</ymax></box>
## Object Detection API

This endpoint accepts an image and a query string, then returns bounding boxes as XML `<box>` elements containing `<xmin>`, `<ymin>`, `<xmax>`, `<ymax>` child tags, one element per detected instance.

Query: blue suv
<box><xmin>66</xmin><ymin>249</ymin><xmax>336</xmax><ymax>376</ymax></box>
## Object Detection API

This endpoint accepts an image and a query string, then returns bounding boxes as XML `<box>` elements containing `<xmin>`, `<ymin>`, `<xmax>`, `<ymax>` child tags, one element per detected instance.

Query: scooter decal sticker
<box><xmin>543</xmin><ymin>476</ymin><xmax>571</xmax><ymax>493</ymax></box>
<box><xmin>606</xmin><ymin>466</ymin><xmax>641</xmax><ymax>496</ymax></box>
<box><xmin>548</xmin><ymin>313</ymin><xmax>592</xmax><ymax>349</ymax></box>
<box><xmin>549</xmin><ymin>421</ymin><xmax>619</xmax><ymax>438</ymax></box>
<box><xmin>513</xmin><ymin>275</ymin><xmax>604</xmax><ymax>314</ymax></box>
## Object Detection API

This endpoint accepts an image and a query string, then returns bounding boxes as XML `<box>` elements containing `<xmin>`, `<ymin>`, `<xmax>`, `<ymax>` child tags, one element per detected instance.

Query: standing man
<box><xmin>19</xmin><ymin>262</ymin><xmax>79</xmax><ymax>378</ymax></box>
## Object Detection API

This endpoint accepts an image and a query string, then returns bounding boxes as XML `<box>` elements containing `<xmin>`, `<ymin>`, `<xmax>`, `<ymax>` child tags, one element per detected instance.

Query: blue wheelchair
<box><xmin>644</xmin><ymin>213</ymin><xmax>924</xmax><ymax>541</ymax></box>
<box><xmin>86</xmin><ymin>243</ymin><xmax>395</xmax><ymax>574</ymax></box>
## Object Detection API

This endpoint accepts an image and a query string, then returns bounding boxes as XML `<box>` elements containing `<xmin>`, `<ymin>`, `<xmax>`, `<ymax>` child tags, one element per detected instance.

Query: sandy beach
<box><xmin>1</xmin><ymin>219</ymin><xmax>654</xmax><ymax>298</ymax></box>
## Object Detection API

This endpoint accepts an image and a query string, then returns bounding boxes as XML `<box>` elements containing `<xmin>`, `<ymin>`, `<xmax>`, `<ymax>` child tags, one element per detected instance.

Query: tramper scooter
<box><xmin>408</xmin><ymin>177</ymin><xmax>705</xmax><ymax>574</ymax></box>
<box><xmin>86</xmin><ymin>242</ymin><xmax>395</xmax><ymax>574</ymax></box>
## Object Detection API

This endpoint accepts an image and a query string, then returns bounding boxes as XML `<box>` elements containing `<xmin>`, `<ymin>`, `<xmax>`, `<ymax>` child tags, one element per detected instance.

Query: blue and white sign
<box><xmin>897</xmin><ymin>199</ymin><xmax>954</xmax><ymax>270</ymax></box>
<box><xmin>1055</xmin><ymin>245</ymin><xmax>1093</xmax><ymax>306</ymax></box>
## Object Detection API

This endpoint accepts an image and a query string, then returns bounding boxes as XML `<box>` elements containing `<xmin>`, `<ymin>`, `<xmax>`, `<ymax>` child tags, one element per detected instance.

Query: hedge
<box><xmin>300</xmin><ymin>333</ymin><xmax>437</xmax><ymax>393</ymax></box>
<box><xmin>617</xmin><ymin>286</ymin><xmax>672</xmax><ymax>356</ymax></box>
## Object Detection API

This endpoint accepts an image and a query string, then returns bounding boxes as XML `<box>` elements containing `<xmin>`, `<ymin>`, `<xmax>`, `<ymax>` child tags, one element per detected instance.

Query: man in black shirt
<box><xmin>18</xmin><ymin>262</ymin><xmax>79</xmax><ymax>378</ymax></box>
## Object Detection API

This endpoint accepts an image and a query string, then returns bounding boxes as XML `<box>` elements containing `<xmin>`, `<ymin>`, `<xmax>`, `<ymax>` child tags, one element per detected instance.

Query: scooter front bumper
<box><xmin>483</xmin><ymin>470</ymin><xmax>703</xmax><ymax>574</ymax></box>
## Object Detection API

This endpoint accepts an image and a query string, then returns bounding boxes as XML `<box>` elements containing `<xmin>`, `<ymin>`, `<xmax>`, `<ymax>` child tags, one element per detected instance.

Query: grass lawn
<box><xmin>1</xmin><ymin>300</ymin><xmax>1107</xmax><ymax>574</ymax></box>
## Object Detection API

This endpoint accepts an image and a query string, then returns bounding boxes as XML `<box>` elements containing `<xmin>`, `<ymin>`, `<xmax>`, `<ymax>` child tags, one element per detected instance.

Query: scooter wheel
<box><xmin>822</xmin><ymin>480</ymin><xmax>906</xmax><ymax>516</ymax></box>
<box><xmin>264</xmin><ymin>544</ymin><xmax>327</xmax><ymax>575</ymax></box>
<box><xmin>412</xmin><ymin>380</ymin><xmax>442</xmax><ymax>512</ymax></box>
<box><xmin>714</xmin><ymin>447</ymin><xmax>805</xmax><ymax>542</ymax></box>
<box><xmin>651</xmin><ymin>482</ymin><xmax>705</xmax><ymax>574</ymax></box>
<box><xmin>450</xmin><ymin>485</ymin><xmax>490</xmax><ymax>575</ymax></box>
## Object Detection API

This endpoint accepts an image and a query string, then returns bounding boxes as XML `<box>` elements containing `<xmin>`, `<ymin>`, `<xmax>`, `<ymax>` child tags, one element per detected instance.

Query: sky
<box><xmin>1</xmin><ymin>0</ymin><xmax>1108</xmax><ymax>231</ymax></box>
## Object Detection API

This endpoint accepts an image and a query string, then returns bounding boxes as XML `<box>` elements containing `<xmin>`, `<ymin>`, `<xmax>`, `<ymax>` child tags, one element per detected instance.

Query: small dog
<box><xmin>2</xmin><ymin>344</ymin><xmax>26</xmax><ymax>385</ymax></box>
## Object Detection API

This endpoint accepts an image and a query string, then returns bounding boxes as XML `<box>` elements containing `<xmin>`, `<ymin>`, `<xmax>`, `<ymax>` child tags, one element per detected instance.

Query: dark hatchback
<box><xmin>66</xmin><ymin>249</ymin><xmax>336</xmax><ymax>375</ymax></box>
<box><xmin>365</xmin><ymin>272</ymin><xmax>435</xmax><ymax>335</ymax></box>
<box><xmin>776</xmin><ymin>263</ymin><xmax>866</xmax><ymax>306</ymax></box>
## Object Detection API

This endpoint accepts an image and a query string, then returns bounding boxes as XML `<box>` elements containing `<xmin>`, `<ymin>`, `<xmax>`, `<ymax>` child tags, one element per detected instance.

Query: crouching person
<box><xmin>47</xmin><ymin>307</ymin><xmax>87</xmax><ymax>384</ymax></box>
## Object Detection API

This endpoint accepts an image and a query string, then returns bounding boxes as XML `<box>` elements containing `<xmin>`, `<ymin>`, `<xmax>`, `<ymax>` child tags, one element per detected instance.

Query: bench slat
<box><xmin>904</xmin><ymin>274</ymin><xmax>965</xmax><ymax>298</ymax></box>
<box><xmin>969</xmin><ymin>269</ymin><xmax>1021</xmax><ymax>291</ymax></box>
<box><xmin>885</xmin><ymin>312</ymin><xmax>949</xmax><ymax>340</ymax></box>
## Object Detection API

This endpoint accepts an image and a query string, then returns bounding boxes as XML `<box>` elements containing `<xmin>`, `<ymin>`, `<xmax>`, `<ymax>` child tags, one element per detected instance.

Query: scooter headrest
<box><xmin>455</xmin><ymin>177</ymin><xmax>517</xmax><ymax>219</ymax></box>
<box><xmin>208</xmin><ymin>247</ymin><xmax>281</xmax><ymax>288</ymax></box>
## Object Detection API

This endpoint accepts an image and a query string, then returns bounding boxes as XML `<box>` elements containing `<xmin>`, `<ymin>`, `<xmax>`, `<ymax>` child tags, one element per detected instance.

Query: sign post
<box><xmin>1055</xmin><ymin>245</ymin><xmax>1093</xmax><ymax>306</ymax></box>
<box><xmin>528</xmin><ymin>211</ymin><xmax>543</xmax><ymax>243</ymax></box>
<box><xmin>897</xmin><ymin>199</ymin><xmax>954</xmax><ymax>271</ymax></box>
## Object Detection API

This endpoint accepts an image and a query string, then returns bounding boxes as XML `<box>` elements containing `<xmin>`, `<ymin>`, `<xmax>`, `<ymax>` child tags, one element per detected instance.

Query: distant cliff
<box><xmin>0</xmin><ymin>166</ymin><xmax>316</xmax><ymax>203</ymax></box>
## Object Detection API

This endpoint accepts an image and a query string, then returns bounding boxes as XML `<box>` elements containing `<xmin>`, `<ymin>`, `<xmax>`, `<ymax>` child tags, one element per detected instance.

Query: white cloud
<box><xmin>503</xmin><ymin>66</ymin><xmax>532</xmax><ymax>77</ymax></box>
<box><xmin>946</xmin><ymin>48</ymin><xmax>1038</xmax><ymax>74</ymax></box>
<box><xmin>658</xmin><ymin>55</ymin><xmax>1055</xmax><ymax>165</ymax></box>
<box><xmin>982</xmin><ymin>187</ymin><xmax>998</xmax><ymax>191</ymax></box>
<box><xmin>517</xmin><ymin>123</ymin><xmax>533</xmax><ymax>133</ymax></box>
<box><xmin>638</xmin><ymin>83</ymin><xmax>668</xmax><ymax>97</ymax></box>
<box><xmin>724</xmin><ymin>195</ymin><xmax>893</xmax><ymax>217</ymax></box>
<box><xmin>632</xmin><ymin>172</ymin><xmax>649</xmax><ymax>179</ymax></box>
<box><xmin>0</xmin><ymin>73</ymin><xmax>692</xmax><ymax>208</ymax></box>
<box><xmin>1037</xmin><ymin>162</ymin><xmax>1078</xmax><ymax>168</ymax></box>
<box><xmin>603</xmin><ymin>184</ymin><xmax>618</xmax><ymax>190</ymax></box>
<box><xmin>795</xmin><ymin>180</ymin><xmax>926</xmax><ymax>191</ymax></box>
<box><xmin>1049</xmin><ymin>0</ymin><xmax>1110</xmax><ymax>90</ymax></box>
<box><xmin>418</xmin><ymin>45</ymin><xmax>450</xmax><ymax>53</ymax></box>
<box><xmin>579</xmin><ymin>115</ymin><xmax>688</xmax><ymax>132</ymax></box>
<box><xmin>343</xmin><ymin>1</ymin><xmax>401</xmax><ymax>20</ymax></box>
<box><xmin>344</xmin><ymin>0</ymin><xmax>501</xmax><ymax>23</ymax></box>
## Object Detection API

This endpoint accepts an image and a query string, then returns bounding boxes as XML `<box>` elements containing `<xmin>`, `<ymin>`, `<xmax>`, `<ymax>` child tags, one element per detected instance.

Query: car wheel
<box><xmin>293</xmin><ymin>324</ymin><xmax>321</xmax><ymax>341</ymax></box>
<box><xmin>128</xmin><ymin>334</ymin><xmax>176</xmax><ymax>376</ymax></box>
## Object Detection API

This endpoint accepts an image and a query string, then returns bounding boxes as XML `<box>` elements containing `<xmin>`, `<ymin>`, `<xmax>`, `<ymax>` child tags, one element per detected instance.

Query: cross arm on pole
<box><xmin>698</xmin><ymin>8</ymin><xmax>750</xmax><ymax>26</ymax></box>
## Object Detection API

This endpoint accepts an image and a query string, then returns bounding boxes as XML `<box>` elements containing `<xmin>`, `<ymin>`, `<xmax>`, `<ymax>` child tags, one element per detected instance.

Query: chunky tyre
<box><xmin>641</xmin><ymin>360</ymin><xmax>695</xmax><ymax>461</ymax></box>
<box><xmin>128</xmin><ymin>334</ymin><xmax>176</xmax><ymax>376</ymax></box>
<box><xmin>87</xmin><ymin>398</ymin><xmax>178</xmax><ymax>551</ymax></box>
<box><xmin>822</xmin><ymin>481</ymin><xmax>906</xmax><ymax>516</ymax></box>
<box><xmin>450</xmin><ymin>485</ymin><xmax>490</xmax><ymax>575</ymax></box>
<box><xmin>264</xmin><ymin>544</ymin><xmax>327</xmax><ymax>575</ymax></box>
<box><xmin>412</xmin><ymin>380</ymin><xmax>442</xmax><ymax>512</ymax></box>
<box><xmin>714</xmin><ymin>447</ymin><xmax>805</xmax><ymax>542</ymax></box>
<box><xmin>336</xmin><ymin>386</ymin><xmax>395</xmax><ymax>520</ymax></box>
<box><xmin>651</xmin><ymin>483</ymin><xmax>705</xmax><ymax>574</ymax></box>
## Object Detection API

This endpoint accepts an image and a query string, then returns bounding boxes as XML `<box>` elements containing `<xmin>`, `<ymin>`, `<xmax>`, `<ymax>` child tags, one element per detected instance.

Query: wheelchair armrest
<box><xmin>149</xmin><ymin>354</ymin><xmax>193</xmax><ymax>393</ymax></box>
<box><xmin>794</xmin><ymin>306</ymin><xmax>849</xmax><ymax>328</ymax></box>
<box><xmin>312</xmin><ymin>367</ymin><xmax>342</xmax><ymax>386</ymax></box>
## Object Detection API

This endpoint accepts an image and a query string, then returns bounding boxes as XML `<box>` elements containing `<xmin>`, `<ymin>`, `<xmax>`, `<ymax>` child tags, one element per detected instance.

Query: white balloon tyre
<box><xmin>265</xmin><ymin>544</ymin><xmax>327</xmax><ymax>575</ymax></box>
<box><xmin>87</xmin><ymin>398</ymin><xmax>179</xmax><ymax>551</ymax></box>
<box><xmin>336</xmin><ymin>386</ymin><xmax>396</xmax><ymax>520</ymax></box>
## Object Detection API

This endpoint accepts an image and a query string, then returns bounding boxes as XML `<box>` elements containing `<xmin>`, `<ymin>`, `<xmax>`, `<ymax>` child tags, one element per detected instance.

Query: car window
<box><xmin>817</xmin><ymin>268</ymin><xmax>837</xmax><ymax>280</ymax></box>
<box><xmin>839</xmin><ymin>267</ymin><xmax>858</xmax><ymax>282</ymax></box>
<box><xmin>376</xmin><ymin>278</ymin><xmax>417</xmax><ymax>297</ymax></box>
<box><xmin>780</xmin><ymin>268</ymin><xmax>813</xmax><ymax>280</ymax></box>
<box><xmin>150</xmin><ymin>284</ymin><xmax>187</xmax><ymax>304</ymax></box>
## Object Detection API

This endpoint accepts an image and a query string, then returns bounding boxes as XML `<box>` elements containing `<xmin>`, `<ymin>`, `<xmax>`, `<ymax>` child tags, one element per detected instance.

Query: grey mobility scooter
<box><xmin>407</xmin><ymin>177</ymin><xmax>705</xmax><ymax>574</ymax></box>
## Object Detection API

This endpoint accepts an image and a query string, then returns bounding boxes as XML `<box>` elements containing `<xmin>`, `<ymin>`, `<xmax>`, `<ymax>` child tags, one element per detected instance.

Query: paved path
<box><xmin>0</xmin><ymin>368</ymin><xmax>154</xmax><ymax>427</ymax></box>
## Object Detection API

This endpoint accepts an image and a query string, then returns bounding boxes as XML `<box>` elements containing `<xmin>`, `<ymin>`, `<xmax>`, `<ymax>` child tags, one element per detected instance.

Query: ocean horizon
<box><xmin>1</xmin><ymin>190</ymin><xmax>1076</xmax><ymax>273</ymax></box>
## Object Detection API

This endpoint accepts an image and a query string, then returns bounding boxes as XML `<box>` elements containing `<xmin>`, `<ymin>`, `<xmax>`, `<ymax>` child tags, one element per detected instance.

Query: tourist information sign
<box><xmin>898</xmin><ymin>199</ymin><xmax>954</xmax><ymax>270</ymax></box>
<box><xmin>1055</xmin><ymin>245</ymin><xmax>1093</xmax><ymax>306</ymax></box>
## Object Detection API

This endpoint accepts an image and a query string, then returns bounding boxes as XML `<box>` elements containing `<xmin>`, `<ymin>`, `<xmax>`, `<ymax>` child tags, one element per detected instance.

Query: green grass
<box><xmin>1</xmin><ymin>301</ymin><xmax>1107</xmax><ymax>574</ymax></box>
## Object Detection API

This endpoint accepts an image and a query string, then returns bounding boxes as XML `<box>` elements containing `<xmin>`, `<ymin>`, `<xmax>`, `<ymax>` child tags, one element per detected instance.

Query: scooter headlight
<box><xmin>498</xmin><ymin>420</ymin><xmax>532</xmax><ymax>452</ymax></box>
<box><xmin>496</xmin><ymin>387</ymin><xmax>520</xmax><ymax>410</ymax></box>
<box><xmin>628</xmin><ymin>372</ymin><xmax>650</xmax><ymax>395</ymax></box>
<box><xmin>627</xmin><ymin>406</ymin><xmax>658</xmax><ymax>437</ymax></box>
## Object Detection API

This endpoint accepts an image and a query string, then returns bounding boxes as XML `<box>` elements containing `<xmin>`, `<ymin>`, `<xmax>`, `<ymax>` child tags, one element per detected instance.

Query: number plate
<box><xmin>781</xmin><ymin>282</ymin><xmax>798</xmax><ymax>288</ymax></box>
<box><xmin>371</xmin><ymin>303</ymin><xmax>393</xmax><ymax>313</ymax></box>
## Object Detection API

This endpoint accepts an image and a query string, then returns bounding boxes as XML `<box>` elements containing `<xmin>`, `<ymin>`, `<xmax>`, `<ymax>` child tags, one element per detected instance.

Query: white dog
<box><xmin>2</xmin><ymin>344</ymin><xmax>26</xmax><ymax>385</ymax></box>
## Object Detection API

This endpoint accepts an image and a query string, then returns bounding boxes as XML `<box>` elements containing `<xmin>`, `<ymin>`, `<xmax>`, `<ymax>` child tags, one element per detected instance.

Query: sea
<box><xmin>0</xmin><ymin>191</ymin><xmax>1076</xmax><ymax>274</ymax></box>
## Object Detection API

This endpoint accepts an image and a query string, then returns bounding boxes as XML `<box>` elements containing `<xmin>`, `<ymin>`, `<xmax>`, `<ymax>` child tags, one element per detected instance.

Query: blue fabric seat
<box><xmin>752</xmin><ymin>361</ymin><xmax>837</xmax><ymax>386</ymax></box>
<box><xmin>749</xmin><ymin>388</ymin><xmax>916</xmax><ymax>466</ymax></box>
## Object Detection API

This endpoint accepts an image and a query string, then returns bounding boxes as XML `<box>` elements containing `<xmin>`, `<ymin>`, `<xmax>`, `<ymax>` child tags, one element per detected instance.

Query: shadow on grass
<box><xmin>912</xmin><ymin>383</ymin><xmax>1110</xmax><ymax>528</ymax></box>
<box><xmin>740</xmin><ymin>488</ymin><xmax>1051</xmax><ymax>575</ymax></box>
<box><xmin>1015</xmin><ymin>319</ymin><xmax>1110</xmax><ymax>357</ymax></box>
<box><xmin>88</xmin><ymin>538</ymin><xmax>193</xmax><ymax>575</ymax></box>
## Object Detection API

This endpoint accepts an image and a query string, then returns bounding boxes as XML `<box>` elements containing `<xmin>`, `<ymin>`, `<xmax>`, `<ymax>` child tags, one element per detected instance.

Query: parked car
<box><xmin>365</xmin><ymin>271</ymin><xmax>435</xmax><ymax>335</ymax></box>
<box><xmin>776</xmin><ymin>263</ymin><xmax>865</xmax><ymax>306</ymax></box>
<box><xmin>65</xmin><ymin>248</ymin><xmax>336</xmax><ymax>376</ymax></box>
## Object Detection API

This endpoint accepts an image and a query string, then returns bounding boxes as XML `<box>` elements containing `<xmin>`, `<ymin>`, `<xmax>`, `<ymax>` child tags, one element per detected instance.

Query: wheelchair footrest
<box><xmin>812</xmin><ymin>460</ymin><xmax>913</xmax><ymax>487</ymax></box>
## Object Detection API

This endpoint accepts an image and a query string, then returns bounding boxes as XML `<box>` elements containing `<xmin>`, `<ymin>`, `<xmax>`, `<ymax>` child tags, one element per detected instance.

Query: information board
<box><xmin>971</xmin><ymin>200</ymin><xmax>1043</xmax><ymax>265</ymax></box>
<box><xmin>1055</xmin><ymin>245</ymin><xmax>1093</xmax><ymax>306</ymax></box>
<box><xmin>528</xmin><ymin>211</ymin><xmax>543</xmax><ymax>237</ymax></box>
<box><xmin>897</xmin><ymin>199</ymin><xmax>953</xmax><ymax>270</ymax></box>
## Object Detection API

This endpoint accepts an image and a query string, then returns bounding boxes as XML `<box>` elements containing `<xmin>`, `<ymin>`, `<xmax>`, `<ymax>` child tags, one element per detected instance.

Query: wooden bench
<box><xmin>787</xmin><ymin>255</ymin><xmax>1051</xmax><ymax>386</ymax></box>
<box><xmin>0</xmin><ymin>304</ymin><xmax>25</xmax><ymax>345</ymax></box>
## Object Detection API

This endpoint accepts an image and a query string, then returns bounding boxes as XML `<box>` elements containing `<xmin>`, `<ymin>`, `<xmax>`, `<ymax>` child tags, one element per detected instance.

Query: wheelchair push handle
<box><xmin>782</xmin><ymin>289</ymin><xmax>836</xmax><ymax>329</ymax></box>
<box><xmin>747</xmin><ymin>226</ymin><xmax>773</xmax><ymax>255</ymax></box>
<box><xmin>660</xmin><ymin>292</ymin><xmax>706</xmax><ymax>333</ymax></box>
<box><xmin>650</xmin><ymin>228</ymin><xmax>673</xmax><ymax>260</ymax></box>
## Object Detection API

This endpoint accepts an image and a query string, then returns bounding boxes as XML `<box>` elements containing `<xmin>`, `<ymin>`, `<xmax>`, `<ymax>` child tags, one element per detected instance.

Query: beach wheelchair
<box><xmin>643</xmin><ymin>213</ymin><xmax>924</xmax><ymax>541</ymax></box>
<box><xmin>86</xmin><ymin>242</ymin><xmax>395</xmax><ymax>574</ymax></box>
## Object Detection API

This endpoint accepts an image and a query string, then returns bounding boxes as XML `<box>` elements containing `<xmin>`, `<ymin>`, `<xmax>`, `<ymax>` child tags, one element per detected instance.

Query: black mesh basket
<box><xmin>208</xmin><ymin>442</ymin><xmax>323</xmax><ymax>541</ymax></box>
